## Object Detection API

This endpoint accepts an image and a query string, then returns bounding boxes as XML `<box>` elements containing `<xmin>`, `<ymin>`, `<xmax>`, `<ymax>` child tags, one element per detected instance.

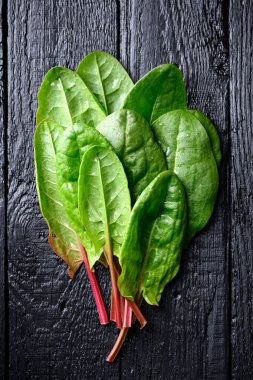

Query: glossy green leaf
<box><xmin>152</xmin><ymin>110</ymin><xmax>219</xmax><ymax>242</ymax></box>
<box><xmin>123</xmin><ymin>64</ymin><xmax>187</xmax><ymax>123</ymax></box>
<box><xmin>34</xmin><ymin>120</ymin><xmax>83</xmax><ymax>276</ymax></box>
<box><xmin>36</xmin><ymin>67</ymin><xmax>106</xmax><ymax>128</ymax></box>
<box><xmin>56</xmin><ymin>123</ymin><xmax>112</xmax><ymax>267</ymax></box>
<box><xmin>78</xmin><ymin>146</ymin><xmax>131</xmax><ymax>258</ymax></box>
<box><xmin>118</xmin><ymin>171</ymin><xmax>187</xmax><ymax>305</ymax></box>
<box><xmin>96</xmin><ymin>109</ymin><xmax>167</xmax><ymax>201</ymax></box>
<box><xmin>189</xmin><ymin>109</ymin><xmax>222</xmax><ymax>166</ymax></box>
<box><xmin>77</xmin><ymin>51</ymin><xmax>133</xmax><ymax>114</ymax></box>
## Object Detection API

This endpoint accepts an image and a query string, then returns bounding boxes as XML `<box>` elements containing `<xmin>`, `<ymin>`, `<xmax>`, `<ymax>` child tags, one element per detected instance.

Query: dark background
<box><xmin>0</xmin><ymin>0</ymin><xmax>252</xmax><ymax>379</ymax></box>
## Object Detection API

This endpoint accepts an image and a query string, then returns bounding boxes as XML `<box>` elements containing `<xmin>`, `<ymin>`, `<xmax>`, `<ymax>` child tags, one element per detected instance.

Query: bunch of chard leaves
<box><xmin>34</xmin><ymin>51</ymin><xmax>221</xmax><ymax>362</ymax></box>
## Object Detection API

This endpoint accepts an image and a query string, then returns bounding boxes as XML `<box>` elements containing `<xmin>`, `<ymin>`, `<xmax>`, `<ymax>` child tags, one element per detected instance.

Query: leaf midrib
<box><xmin>149</xmin><ymin>73</ymin><xmax>167</xmax><ymax>122</ymax></box>
<box><xmin>59</xmin><ymin>77</ymin><xmax>73</xmax><ymax>124</ymax></box>
<box><xmin>95</xmin><ymin>55</ymin><xmax>108</xmax><ymax>114</ymax></box>
<box><xmin>96</xmin><ymin>153</ymin><xmax>110</xmax><ymax>247</ymax></box>
<box><xmin>172</xmin><ymin>118</ymin><xmax>181</xmax><ymax>172</ymax></box>
<box><xmin>138</xmin><ymin>218</ymin><xmax>158</xmax><ymax>292</ymax></box>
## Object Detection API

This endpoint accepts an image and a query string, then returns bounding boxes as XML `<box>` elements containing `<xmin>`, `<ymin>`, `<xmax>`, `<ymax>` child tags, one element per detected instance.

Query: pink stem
<box><xmin>120</xmin><ymin>294</ymin><xmax>125</xmax><ymax>321</ymax></box>
<box><xmin>106</xmin><ymin>328</ymin><xmax>129</xmax><ymax>363</ymax></box>
<box><xmin>123</xmin><ymin>299</ymin><xmax>132</xmax><ymax>328</ymax></box>
<box><xmin>110</xmin><ymin>290</ymin><xmax>116</xmax><ymax>322</ymax></box>
<box><xmin>112</xmin><ymin>263</ymin><xmax>146</xmax><ymax>329</ymax></box>
<box><xmin>104</xmin><ymin>247</ymin><xmax>122</xmax><ymax>328</ymax></box>
<box><xmin>107</xmin><ymin>298</ymin><xmax>147</xmax><ymax>362</ymax></box>
<box><xmin>78</xmin><ymin>241</ymin><xmax>109</xmax><ymax>325</ymax></box>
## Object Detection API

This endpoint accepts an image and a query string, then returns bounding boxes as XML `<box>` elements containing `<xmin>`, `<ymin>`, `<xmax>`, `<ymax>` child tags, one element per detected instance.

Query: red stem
<box><xmin>78</xmin><ymin>241</ymin><xmax>109</xmax><ymax>325</ymax></box>
<box><xmin>112</xmin><ymin>264</ymin><xmax>146</xmax><ymax>328</ymax></box>
<box><xmin>123</xmin><ymin>299</ymin><xmax>132</xmax><ymax>328</ymax></box>
<box><xmin>104</xmin><ymin>246</ymin><xmax>122</xmax><ymax>328</ymax></box>
<box><xmin>110</xmin><ymin>290</ymin><xmax>116</xmax><ymax>322</ymax></box>
<box><xmin>107</xmin><ymin>295</ymin><xmax>146</xmax><ymax>361</ymax></box>
<box><xmin>120</xmin><ymin>294</ymin><xmax>125</xmax><ymax>321</ymax></box>
<box><xmin>106</xmin><ymin>328</ymin><xmax>129</xmax><ymax>363</ymax></box>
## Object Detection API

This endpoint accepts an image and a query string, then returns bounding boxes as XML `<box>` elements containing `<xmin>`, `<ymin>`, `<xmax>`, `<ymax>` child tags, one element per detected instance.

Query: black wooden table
<box><xmin>0</xmin><ymin>1</ymin><xmax>252</xmax><ymax>379</ymax></box>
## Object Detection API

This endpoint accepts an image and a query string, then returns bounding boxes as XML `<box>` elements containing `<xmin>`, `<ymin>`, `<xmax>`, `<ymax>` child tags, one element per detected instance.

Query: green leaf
<box><xmin>152</xmin><ymin>110</ymin><xmax>219</xmax><ymax>242</ymax></box>
<box><xmin>77</xmin><ymin>51</ymin><xmax>133</xmax><ymax>114</ymax></box>
<box><xmin>118</xmin><ymin>171</ymin><xmax>187</xmax><ymax>305</ymax></box>
<box><xmin>78</xmin><ymin>146</ymin><xmax>131</xmax><ymax>258</ymax></box>
<box><xmin>34</xmin><ymin>120</ymin><xmax>83</xmax><ymax>276</ymax></box>
<box><xmin>189</xmin><ymin>110</ymin><xmax>222</xmax><ymax>166</ymax></box>
<box><xmin>96</xmin><ymin>109</ymin><xmax>167</xmax><ymax>201</ymax></box>
<box><xmin>36</xmin><ymin>67</ymin><xmax>106</xmax><ymax>128</ymax></box>
<box><xmin>123</xmin><ymin>64</ymin><xmax>187</xmax><ymax>123</ymax></box>
<box><xmin>56</xmin><ymin>123</ymin><xmax>113</xmax><ymax>267</ymax></box>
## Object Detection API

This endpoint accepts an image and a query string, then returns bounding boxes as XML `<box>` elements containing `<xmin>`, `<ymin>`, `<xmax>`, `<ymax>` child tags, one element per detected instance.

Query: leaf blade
<box><xmin>56</xmin><ymin>123</ymin><xmax>112</xmax><ymax>267</ymax></box>
<box><xmin>36</xmin><ymin>67</ymin><xmax>106</xmax><ymax>128</ymax></box>
<box><xmin>77</xmin><ymin>51</ymin><xmax>134</xmax><ymax>114</ymax></box>
<box><xmin>34</xmin><ymin>120</ymin><xmax>83</xmax><ymax>275</ymax></box>
<box><xmin>152</xmin><ymin>109</ymin><xmax>219</xmax><ymax>241</ymax></box>
<box><xmin>123</xmin><ymin>64</ymin><xmax>187</xmax><ymax>123</ymax></box>
<box><xmin>189</xmin><ymin>109</ymin><xmax>222</xmax><ymax>166</ymax></box>
<box><xmin>96</xmin><ymin>109</ymin><xmax>167</xmax><ymax>201</ymax></box>
<box><xmin>118</xmin><ymin>171</ymin><xmax>187</xmax><ymax>305</ymax></box>
<box><xmin>78</xmin><ymin>146</ymin><xmax>131</xmax><ymax>258</ymax></box>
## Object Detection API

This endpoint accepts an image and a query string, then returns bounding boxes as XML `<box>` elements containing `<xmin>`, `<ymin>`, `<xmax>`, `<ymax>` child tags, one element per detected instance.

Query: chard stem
<box><xmin>120</xmin><ymin>294</ymin><xmax>125</xmax><ymax>321</ymax></box>
<box><xmin>106</xmin><ymin>328</ymin><xmax>129</xmax><ymax>363</ymax></box>
<box><xmin>123</xmin><ymin>299</ymin><xmax>132</xmax><ymax>328</ymax></box>
<box><xmin>104</xmin><ymin>245</ymin><xmax>122</xmax><ymax>328</ymax></box>
<box><xmin>112</xmin><ymin>262</ymin><xmax>147</xmax><ymax>329</ymax></box>
<box><xmin>78</xmin><ymin>241</ymin><xmax>109</xmax><ymax>325</ymax></box>
<box><xmin>110</xmin><ymin>290</ymin><xmax>116</xmax><ymax>322</ymax></box>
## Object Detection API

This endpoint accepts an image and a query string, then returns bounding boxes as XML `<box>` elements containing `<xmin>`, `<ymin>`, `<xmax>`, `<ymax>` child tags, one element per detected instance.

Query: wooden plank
<box><xmin>119</xmin><ymin>1</ymin><xmax>230</xmax><ymax>378</ymax></box>
<box><xmin>0</xmin><ymin>0</ymin><xmax>6</xmax><ymax>377</ymax></box>
<box><xmin>230</xmin><ymin>1</ymin><xmax>253</xmax><ymax>378</ymax></box>
<box><xmin>7</xmin><ymin>0</ymin><xmax>121</xmax><ymax>378</ymax></box>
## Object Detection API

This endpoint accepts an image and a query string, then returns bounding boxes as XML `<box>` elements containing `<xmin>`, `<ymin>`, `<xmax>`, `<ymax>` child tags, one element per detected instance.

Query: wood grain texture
<box><xmin>7</xmin><ymin>0</ymin><xmax>121</xmax><ymax>378</ymax></box>
<box><xmin>230</xmin><ymin>1</ymin><xmax>253</xmax><ymax>378</ymax></box>
<box><xmin>0</xmin><ymin>0</ymin><xmax>6</xmax><ymax>376</ymax></box>
<box><xmin>119</xmin><ymin>1</ymin><xmax>230</xmax><ymax>378</ymax></box>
